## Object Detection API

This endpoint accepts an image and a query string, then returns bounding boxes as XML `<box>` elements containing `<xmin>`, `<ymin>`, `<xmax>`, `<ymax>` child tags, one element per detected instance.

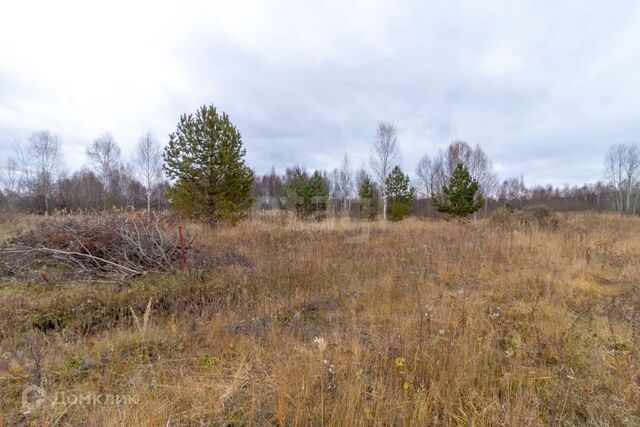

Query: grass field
<box><xmin>0</xmin><ymin>225</ymin><xmax>14</xmax><ymax>243</ymax></box>
<box><xmin>1</xmin><ymin>212</ymin><xmax>639</xmax><ymax>426</ymax></box>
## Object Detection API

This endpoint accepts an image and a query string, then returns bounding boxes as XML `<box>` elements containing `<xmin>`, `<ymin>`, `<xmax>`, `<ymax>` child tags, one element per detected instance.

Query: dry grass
<box><xmin>1</xmin><ymin>212</ymin><xmax>639</xmax><ymax>426</ymax></box>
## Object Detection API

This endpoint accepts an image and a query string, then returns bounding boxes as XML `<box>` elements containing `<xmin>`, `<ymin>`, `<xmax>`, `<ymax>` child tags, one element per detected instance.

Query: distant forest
<box><xmin>1</xmin><ymin>124</ymin><xmax>637</xmax><ymax>218</ymax></box>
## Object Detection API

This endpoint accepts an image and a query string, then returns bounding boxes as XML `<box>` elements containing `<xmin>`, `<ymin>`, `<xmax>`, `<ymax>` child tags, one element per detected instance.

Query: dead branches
<box><xmin>0</xmin><ymin>214</ymin><xmax>243</xmax><ymax>281</ymax></box>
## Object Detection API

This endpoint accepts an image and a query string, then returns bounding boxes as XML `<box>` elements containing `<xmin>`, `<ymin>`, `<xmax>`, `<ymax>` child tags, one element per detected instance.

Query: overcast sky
<box><xmin>2</xmin><ymin>0</ymin><xmax>640</xmax><ymax>186</ymax></box>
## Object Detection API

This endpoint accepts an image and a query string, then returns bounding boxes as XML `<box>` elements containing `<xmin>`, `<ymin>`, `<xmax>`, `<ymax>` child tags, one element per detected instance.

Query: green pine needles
<box><xmin>358</xmin><ymin>176</ymin><xmax>379</xmax><ymax>220</ymax></box>
<box><xmin>433</xmin><ymin>163</ymin><xmax>484</xmax><ymax>218</ymax></box>
<box><xmin>385</xmin><ymin>166</ymin><xmax>415</xmax><ymax>222</ymax></box>
<box><xmin>163</xmin><ymin>104</ymin><xmax>255</xmax><ymax>225</ymax></box>
<box><xmin>280</xmin><ymin>169</ymin><xmax>329</xmax><ymax>219</ymax></box>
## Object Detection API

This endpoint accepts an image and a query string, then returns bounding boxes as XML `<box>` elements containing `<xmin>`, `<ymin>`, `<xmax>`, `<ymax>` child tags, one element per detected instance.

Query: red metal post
<box><xmin>178</xmin><ymin>226</ymin><xmax>186</xmax><ymax>269</ymax></box>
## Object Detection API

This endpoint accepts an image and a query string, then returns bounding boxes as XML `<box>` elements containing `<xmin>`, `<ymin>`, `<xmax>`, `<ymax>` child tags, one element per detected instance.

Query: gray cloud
<box><xmin>2</xmin><ymin>0</ymin><xmax>640</xmax><ymax>186</ymax></box>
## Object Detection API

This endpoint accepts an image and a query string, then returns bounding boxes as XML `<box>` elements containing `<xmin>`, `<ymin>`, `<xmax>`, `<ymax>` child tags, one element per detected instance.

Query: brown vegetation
<box><xmin>0</xmin><ymin>214</ymin><xmax>241</xmax><ymax>281</ymax></box>
<box><xmin>0</xmin><ymin>212</ymin><xmax>639</xmax><ymax>425</ymax></box>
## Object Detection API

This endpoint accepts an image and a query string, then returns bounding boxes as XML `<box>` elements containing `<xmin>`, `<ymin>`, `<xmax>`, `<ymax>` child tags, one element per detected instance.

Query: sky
<box><xmin>2</xmin><ymin>0</ymin><xmax>640</xmax><ymax>187</ymax></box>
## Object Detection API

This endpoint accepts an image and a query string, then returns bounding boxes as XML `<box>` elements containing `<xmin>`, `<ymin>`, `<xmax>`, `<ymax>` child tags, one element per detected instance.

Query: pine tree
<box><xmin>304</xmin><ymin>171</ymin><xmax>329</xmax><ymax>219</ymax></box>
<box><xmin>280</xmin><ymin>169</ymin><xmax>328</xmax><ymax>219</ymax></box>
<box><xmin>433</xmin><ymin>163</ymin><xmax>484</xmax><ymax>218</ymax></box>
<box><xmin>358</xmin><ymin>176</ymin><xmax>379</xmax><ymax>220</ymax></box>
<box><xmin>384</xmin><ymin>166</ymin><xmax>414</xmax><ymax>222</ymax></box>
<box><xmin>163</xmin><ymin>105</ymin><xmax>255</xmax><ymax>225</ymax></box>
<box><xmin>280</xmin><ymin>168</ymin><xmax>308</xmax><ymax>217</ymax></box>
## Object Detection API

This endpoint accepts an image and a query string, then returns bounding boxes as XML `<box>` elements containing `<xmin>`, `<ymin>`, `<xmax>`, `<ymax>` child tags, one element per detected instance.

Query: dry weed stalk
<box><xmin>130</xmin><ymin>297</ymin><xmax>153</xmax><ymax>338</ymax></box>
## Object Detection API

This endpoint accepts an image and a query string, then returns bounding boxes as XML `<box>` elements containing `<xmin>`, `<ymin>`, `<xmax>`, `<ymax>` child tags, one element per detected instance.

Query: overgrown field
<box><xmin>1</xmin><ymin>213</ymin><xmax>639</xmax><ymax>425</ymax></box>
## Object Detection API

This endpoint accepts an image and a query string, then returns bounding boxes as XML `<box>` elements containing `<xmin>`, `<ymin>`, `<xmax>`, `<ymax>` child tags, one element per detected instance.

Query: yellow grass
<box><xmin>1</xmin><ymin>212</ymin><xmax>639</xmax><ymax>425</ymax></box>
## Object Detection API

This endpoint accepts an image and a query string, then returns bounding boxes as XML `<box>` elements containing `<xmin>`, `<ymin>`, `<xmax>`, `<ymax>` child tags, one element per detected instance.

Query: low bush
<box><xmin>490</xmin><ymin>204</ymin><xmax>558</xmax><ymax>230</ymax></box>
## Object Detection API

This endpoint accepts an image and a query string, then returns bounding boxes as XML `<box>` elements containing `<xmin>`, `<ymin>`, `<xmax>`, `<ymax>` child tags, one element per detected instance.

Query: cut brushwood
<box><xmin>0</xmin><ymin>213</ymin><xmax>252</xmax><ymax>282</ymax></box>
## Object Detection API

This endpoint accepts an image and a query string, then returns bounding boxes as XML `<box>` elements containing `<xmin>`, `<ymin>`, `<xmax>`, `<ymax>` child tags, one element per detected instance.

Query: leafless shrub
<box><xmin>523</xmin><ymin>204</ymin><xmax>559</xmax><ymax>229</ymax></box>
<box><xmin>489</xmin><ymin>208</ymin><xmax>529</xmax><ymax>230</ymax></box>
<box><xmin>490</xmin><ymin>204</ymin><xmax>558</xmax><ymax>230</ymax></box>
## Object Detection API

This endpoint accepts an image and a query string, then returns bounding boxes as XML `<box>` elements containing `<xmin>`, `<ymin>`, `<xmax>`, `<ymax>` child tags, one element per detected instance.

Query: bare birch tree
<box><xmin>605</xmin><ymin>143</ymin><xmax>640</xmax><ymax>215</ymax></box>
<box><xmin>13</xmin><ymin>142</ymin><xmax>32</xmax><ymax>196</ymax></box>
<box><xmin>416</xmin><ymin>154</ymin><xmax>445</xmax><ymax>198</ymax></box>
<box><xmin>498</xmin><ymin>176</ymin><xmax>528</xmax><ymax>206</ymax></box>
<box><xmin>86</xmin><ymin>132</ymin><xmax>121</xmax><ymax>209</ymax></box>
<box><xmin>135</xmin><ymin>132</ymin><xmax>163</xmax><ymax>214</ymax></box>
<box><xmin>27</xmin><ymin>130</ymin><xmax>62</xmax><ymax>214</ymax></box>
<box><xmin>2</xmin><ymin>157</ymin><xmax>18</xmax><ymax>193</ymax></box>
<box><xmin>1</xmin><ymin>157</ymin><xmax>18</xmax><ymax>210</ymax></box>
<box><xmin>330</xmin><ymin>154</ymin><xmax>353</xmax><ymax>215</ymax></box>
<box><xmin>370</xmin><ymin>123</ymin><xmax>400</xmax><ymax>220</ymax></box>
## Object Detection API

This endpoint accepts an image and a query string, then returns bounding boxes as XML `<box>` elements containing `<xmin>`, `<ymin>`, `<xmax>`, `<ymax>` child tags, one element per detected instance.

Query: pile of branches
<box><xmin>0</xmin><ymin>214</ymin><xmax>240</xmax><ymax>281</ymax></box>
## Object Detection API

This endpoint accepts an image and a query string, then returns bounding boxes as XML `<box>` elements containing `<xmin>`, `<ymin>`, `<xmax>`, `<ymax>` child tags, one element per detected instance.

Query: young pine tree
<box><xmin>384</xmin><ymin>166</ymin><xmax>414</xmax><ymax>222</ymax></box>
<box><xmin>280</xmin><ymin>169</ymin><xmax>329</xmax><ymax>219</ymax></box>
<box><xmin>358</xmin><ymin>176</ymin><xmax>379</xmax><ymax>220</ymax></box>
<box><xmin>280</xmin><ymin>168</ymin><xmax>308</xmax><ymax>217</ymax></box>
<box><xmin>163</xmin><ymin>105</ymin><xmax>255</xmax><ymax>225</ymax></box>
<box><xmin>433</xmin><ymin>163</ymin><xmax>484</xmax><ymax>218</ymax></box>
<box><xmin>304</xmin><ymin>171</ymin><xmax>329</xmax><ymax>220</ymax></box>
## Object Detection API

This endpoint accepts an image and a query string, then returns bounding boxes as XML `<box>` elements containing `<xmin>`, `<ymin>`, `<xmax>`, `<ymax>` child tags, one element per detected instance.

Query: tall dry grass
<box><xmin>0</xmin><ymin>212</ymin><xmax>639</xmax><ymax>425</ymax></box>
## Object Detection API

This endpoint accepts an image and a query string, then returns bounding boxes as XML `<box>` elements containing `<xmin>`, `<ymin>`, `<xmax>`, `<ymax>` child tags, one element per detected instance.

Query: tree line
<box><xmin>1</xmin><ymin>131</ymin><xmax>169</xmax><ymax>214</ymax></box>
<box><xmin>1</xmin><ymin>103</ymin><xmax>638</xmax><ymax>222</ymax></box>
